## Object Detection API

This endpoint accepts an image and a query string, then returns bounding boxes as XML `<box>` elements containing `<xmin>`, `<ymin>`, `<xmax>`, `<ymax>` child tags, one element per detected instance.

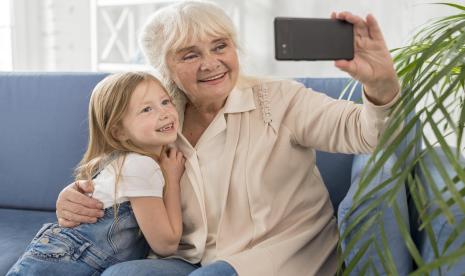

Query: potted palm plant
<box><xmin>339</xmin><ymin>2</ymin><xmax>465</xmax><ymax>275</ymax></box>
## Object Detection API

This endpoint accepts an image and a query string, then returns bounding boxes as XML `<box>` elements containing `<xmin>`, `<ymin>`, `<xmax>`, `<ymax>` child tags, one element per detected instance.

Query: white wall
<box><xmin>8</xmin><ymin>0</ymin><xmax>460</xmax><ymax>76</ymax></box>
<box><xmin>239</xmin><ymin>0</ymin><xmax>459</xmax><ymax>77</ymax></box>
<box><xmin>0</xmin><ymin>0</ymin><xmax>13</xmax><ymax>70</ymax></box>
<box><xmin>11</xmin><ymin>0</ymin><xmax>91</xmax><ymax>71</ymax></box>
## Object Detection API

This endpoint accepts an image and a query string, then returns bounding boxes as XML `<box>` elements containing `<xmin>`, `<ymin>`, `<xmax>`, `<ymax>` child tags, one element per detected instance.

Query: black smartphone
<box><xmin>274</xmin><ymin>17</ymin><xmax>354</xmax><ymax>61</ymax></box>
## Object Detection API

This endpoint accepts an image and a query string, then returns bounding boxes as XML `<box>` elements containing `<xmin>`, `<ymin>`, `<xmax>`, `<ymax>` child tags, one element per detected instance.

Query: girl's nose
<box><xmin>159</xmin><ymin>110</ymin><xmax>169</xmax><ymax>120</ymax></box>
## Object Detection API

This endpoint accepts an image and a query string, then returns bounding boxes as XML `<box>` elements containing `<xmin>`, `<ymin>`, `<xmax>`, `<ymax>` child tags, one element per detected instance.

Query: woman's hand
<box><xmin>56</xmin><ymin>180</ymin><xmax>104</xmax><ymax>227</ymax></box>
<box><xmin>160</xmin><ymin>147</ymin><xmax>185</xmax><ymax>185</ymax></box>
<box><xmin>332</xmin><ymin>12</ymin><xmax>400</xmax><ymax>105</ymax></box>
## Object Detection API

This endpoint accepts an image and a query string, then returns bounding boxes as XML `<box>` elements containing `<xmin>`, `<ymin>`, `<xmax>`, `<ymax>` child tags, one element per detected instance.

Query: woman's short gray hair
<box><xmin>139</xmin><ymin>0</ymin><xmax>238</xmax><ymax>94</ymax></box>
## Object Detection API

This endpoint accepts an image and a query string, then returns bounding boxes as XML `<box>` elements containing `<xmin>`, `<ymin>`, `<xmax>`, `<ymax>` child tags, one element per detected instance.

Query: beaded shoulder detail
<box><xmin>257</xmin><ymin>83</ymin><xmax>272</xmax><ymax>124</ymax></box>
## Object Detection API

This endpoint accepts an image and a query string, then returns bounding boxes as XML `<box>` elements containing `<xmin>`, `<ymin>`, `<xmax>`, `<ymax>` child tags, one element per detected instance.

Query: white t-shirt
<box><xmin>92</xmin><ymin>153</ymin><xmax>164</xmax><ymax>209</ymax></box>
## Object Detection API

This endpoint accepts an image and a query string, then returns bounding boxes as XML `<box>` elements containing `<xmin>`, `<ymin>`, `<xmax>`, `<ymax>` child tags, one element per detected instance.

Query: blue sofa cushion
<box><xmin>0</xmin><ymin>73</ymin><xmax>108</xmax><ymax>211</ymax></box>
<box><xmin>0</xmin><ymin>209</ymin><xmax>56</xmax><ymax>275</ymax></box>
<box><xmin>338</xmin><ymin>153</ymin><xmax>412</xmax><ymax>275</ymax></box>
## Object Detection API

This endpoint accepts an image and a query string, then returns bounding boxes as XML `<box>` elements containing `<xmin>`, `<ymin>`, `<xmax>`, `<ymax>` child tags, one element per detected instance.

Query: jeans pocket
<box><xmin>29</xmin><ymin>227</ymin><xmax>92</xmax><ymax>261</ymax></box>
<box><xmin>29</xmin><ymin>236</ymin><xmax>73</xmax><ymax>260</ymax></box>
<box><xmin>32</xmin><ymin>223</ymin><xmax>54</xmax><ymax>241</ymax></box>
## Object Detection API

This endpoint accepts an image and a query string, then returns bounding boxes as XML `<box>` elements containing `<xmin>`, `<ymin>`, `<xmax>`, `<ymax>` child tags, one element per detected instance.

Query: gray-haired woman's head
<box><xmin>139</xmin><ymin>0</ymin><xmax>239</xmax><ymax>96</ymax></box>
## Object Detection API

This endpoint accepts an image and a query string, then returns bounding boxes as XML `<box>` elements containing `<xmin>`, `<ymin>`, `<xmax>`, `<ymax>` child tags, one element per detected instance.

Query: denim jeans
<box><xmin>7</xmin><ymin>202</ymin><xmax>149</xmax><ymax>276</ymax></box>
<box><xmin>189</xmin><ymin>260</ymin><xmax>237</xmax><ymax>276</ymax></box>
<box><xmin>101</xmin><ymin>259</ymin><xmax>237</xmax><ymax>276</ymax></box>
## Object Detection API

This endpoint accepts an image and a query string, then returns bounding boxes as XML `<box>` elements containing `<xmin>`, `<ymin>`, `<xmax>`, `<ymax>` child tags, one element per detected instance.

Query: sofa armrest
<box><xmin>414</xmin><ymin>147</ymin><xmax>465</xmax><ymax>275</ymax></box>
<box><xmin>338</xmin><ymin>153</ymin><xmax>411</xmax><ymax>275</ymax></box>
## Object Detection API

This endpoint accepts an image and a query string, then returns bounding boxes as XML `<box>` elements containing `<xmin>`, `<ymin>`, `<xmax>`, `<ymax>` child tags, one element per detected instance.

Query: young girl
<box><xmin>7</xmin><ymin>72</ymin><xmax>184</xmax><ymax>275</ymax></box>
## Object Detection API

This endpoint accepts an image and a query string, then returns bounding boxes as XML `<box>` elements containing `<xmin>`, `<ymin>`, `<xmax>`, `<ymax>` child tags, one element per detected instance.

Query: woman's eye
<box><xmin>161</xmin><ymin>99</ymin><xmax>171</xmax><ymax>105</ymax></box>
<box><xmin>214</xmin><ymin>43</ymin><xmax>227</xmax><ymax>52</ymax></box>
<box><xmin>182</xmin><ymin>53</ymin><xmax>198</xmax><ymax>61</ymax></box>
<box><xmin>141</xmin><ymin>106</ymin><xmax>152</xmax><ymax>113</ymax></box>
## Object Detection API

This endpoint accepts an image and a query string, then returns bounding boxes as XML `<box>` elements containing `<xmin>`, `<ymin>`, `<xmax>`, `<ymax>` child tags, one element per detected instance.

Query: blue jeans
<box><xmin>7</xmin><ymin>202</ymin><xmax>149</xmax><ymax>276</ymax></box>
<box><xmin>102</xmin><ymin>259</ymin><xmax>237</xmax><ymax>276</ymax></box>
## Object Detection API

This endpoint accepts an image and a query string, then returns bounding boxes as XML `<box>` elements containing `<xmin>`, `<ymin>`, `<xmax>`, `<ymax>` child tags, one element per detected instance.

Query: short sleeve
<box><xmin>116</xmin><ymin>153</ymin><xmax>165</xmax><ymax>198</ymax></box>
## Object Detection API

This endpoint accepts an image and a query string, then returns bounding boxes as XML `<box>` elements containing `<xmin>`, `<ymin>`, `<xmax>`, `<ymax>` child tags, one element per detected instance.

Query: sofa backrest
<box><xmin>0</xmin><ymin>73</ymin><xmax>359</xmax><ymax>211</ymax></box>
<box><xmin>0</xmin><ymin>73</ymin><xmax>109</xmax><ymax>211</ymax></box>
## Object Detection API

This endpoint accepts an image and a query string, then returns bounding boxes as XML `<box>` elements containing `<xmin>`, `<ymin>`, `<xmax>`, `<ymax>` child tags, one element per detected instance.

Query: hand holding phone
<box><xmin>274</xmin><ymin>17</ymin><xmax>354</xmax><ymax>61</ymax></box>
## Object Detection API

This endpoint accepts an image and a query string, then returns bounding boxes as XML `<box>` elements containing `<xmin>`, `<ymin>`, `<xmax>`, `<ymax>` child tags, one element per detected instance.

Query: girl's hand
<box><xmin>56</xmin><ymin>180</ymin><xmax>104</xmax><ymax>227</ymax></box>
<box><xmin>160</xmin><ymin>147</ymin><xmax>185</xmax><ymax>184</ymax></box>
<box><xmin>332</xmin><ymin>12</ymin><xmax>400</xmax><ymax>105</ymax></box>
<box><xmin>130</xmin><ymin>148</ymin><xmax>185</xmax><ymax>256</ymax></box>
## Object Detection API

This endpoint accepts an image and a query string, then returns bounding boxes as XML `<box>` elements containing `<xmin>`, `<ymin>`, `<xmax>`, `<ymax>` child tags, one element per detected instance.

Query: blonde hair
<box><xmin>74</xmin><ymin>72</ymin><xmax>166</xmax><ymax>182</ymax></box>
<box><xmin>139</xmin><ymin>0</ymin><xmax>240</xmax><ymax>101</ymax></box>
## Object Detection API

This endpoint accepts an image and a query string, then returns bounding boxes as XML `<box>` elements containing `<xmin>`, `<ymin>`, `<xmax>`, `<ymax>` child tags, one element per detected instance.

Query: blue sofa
<box><xmin>0</xmin><ymin>72</ymin><xmax>462</xmax><ymax>275</ymax></box>
<box><xmin>0</xmin><ymin>73</ymin><xmax>357</xmax><ymax>274</ymax></box>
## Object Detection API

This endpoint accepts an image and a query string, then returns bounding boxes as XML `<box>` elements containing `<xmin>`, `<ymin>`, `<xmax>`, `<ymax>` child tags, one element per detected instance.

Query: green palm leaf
<box><xmin>340</xmin><ymin>2</ymin><xmax>465</xmax><ymax>274</ymax></box>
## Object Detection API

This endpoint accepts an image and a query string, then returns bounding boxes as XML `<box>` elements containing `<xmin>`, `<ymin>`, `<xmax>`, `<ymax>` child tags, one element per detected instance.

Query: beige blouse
<box><xmin>168</xmin><ymin>78</ymin><xmax>398</xmax><ymax>276</ymax></box>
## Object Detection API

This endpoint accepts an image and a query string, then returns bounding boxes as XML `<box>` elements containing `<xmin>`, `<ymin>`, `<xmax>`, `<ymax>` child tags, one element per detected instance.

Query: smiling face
<box><xmin>167</xmin><ymin>36</ymin><xmax>239</xmax><ymax>108</ymax></box>
<box><xmin>116</xmin><ymin>79</ymin><xmax>179</xmax><ymax>155</ymax></box>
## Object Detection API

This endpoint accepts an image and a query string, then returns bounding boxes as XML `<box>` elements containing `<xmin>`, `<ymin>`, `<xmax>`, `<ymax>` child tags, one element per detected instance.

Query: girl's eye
<box><xmin>141</xmin><ymin>106</ymin><xmax>152</xmax><ymax>113</ymax></box>
<box><xmin>161</xmin><ymin>99</ymin><xmax>171</xmax><ymax>106</ymax></box>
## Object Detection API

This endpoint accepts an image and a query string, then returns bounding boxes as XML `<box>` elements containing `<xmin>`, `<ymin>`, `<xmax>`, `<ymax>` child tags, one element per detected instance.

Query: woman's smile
<box><xmin>198</xmin><ymin>72</ymin><xmax>228</xmax><ymax>85</ymax></box>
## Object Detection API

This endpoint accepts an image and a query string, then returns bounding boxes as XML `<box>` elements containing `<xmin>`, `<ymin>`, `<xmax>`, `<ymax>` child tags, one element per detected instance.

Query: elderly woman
<box><xmin>56</xmin><ymin>1</ymin><xmax>400</xmax><ymax>275</ymax></box>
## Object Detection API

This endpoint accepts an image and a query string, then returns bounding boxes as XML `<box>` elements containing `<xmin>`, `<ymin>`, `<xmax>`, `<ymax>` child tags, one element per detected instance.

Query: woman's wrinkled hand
<box><xmin>56</xmin><ymin>180</ymin><xmax>104</xmax><ymax>228</ymax></box>
<box><xmin>332</xmin><ymin>12</ymin><xmax>400</xmax><ymax>105</ymax></box>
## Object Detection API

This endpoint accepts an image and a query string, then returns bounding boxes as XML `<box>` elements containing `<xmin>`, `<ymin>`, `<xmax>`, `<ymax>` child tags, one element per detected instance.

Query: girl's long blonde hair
<box><xmin>74</xmin><ymin>72</ymin><xmax>165</xmax><ymax>182</ymax></box>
